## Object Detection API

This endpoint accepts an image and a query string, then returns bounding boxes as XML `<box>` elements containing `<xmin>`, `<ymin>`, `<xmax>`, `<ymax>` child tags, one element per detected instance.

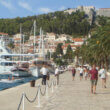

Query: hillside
<box><xmin>0</xmin><ymin>11</ymin><xmax>90</xmax><ymax>37</ymax></box>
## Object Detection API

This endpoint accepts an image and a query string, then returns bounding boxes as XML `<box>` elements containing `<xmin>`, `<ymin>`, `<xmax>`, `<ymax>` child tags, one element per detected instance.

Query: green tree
<box><xmin>65</xmin><ymin>45</ymin><xmax>74</xmax><ymax>62</ymax></box>
<box><xmin>75</xmin><ymin>25</ymin><xmax>110</xmax><ymax>69</ymax></box>
<box><xmin>56</xmin><ymin>43</ymin><xmax>63</xmax><ymax>56</ymax></box>
<box><xmin>8</xmin><ymin>42</ymin><xmax>15</xmax><ymax>49</ymax></box>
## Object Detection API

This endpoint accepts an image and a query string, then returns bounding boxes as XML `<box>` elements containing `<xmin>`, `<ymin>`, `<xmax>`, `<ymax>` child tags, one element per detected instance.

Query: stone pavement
<box><xmin>0</xmin><ymin>71</ymin><xmax>110</xmax><ymax>110</ymax></box>
<box><xmin>39</xmin><ymin>71</ymin><xmax>110</xmax><ymax>110</ymax></box>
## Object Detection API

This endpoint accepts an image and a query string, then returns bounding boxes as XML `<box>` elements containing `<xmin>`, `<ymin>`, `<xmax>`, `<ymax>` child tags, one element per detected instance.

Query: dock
<box><xmin>0</xmin><ymin>71</ymin><xmax>110</xmax><ymax>110</ymax></box>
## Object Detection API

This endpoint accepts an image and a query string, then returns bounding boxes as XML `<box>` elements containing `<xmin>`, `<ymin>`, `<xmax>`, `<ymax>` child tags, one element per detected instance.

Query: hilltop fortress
<box><xmin>64</xmin><ymin>6</ymin><xmax>110</xmax><ymax>24</ymax></box>
<box><xmin>64</xmin><ymin>6</ymin><xmax>110</xmax><ymax>17</ymax></box>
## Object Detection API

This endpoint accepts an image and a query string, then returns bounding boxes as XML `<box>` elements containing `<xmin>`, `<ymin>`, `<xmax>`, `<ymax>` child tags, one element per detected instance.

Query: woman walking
<box><xmin>99</xmin><ymin>67</ymin><xmax>107</xmax><ymax>88</ymax></box>
<box><xmin>84</xmin><ymin>67</ymin><xmax>88</xmax><ymax>80</ymax></box>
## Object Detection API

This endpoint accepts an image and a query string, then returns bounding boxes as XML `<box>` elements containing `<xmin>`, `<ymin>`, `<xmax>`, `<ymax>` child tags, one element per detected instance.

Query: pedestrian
<box><xmin>84</xmin><ymin>67</ymin><xmax>88</xmax><ymax>80</ymax></box>
<box><xmin>79</xmin><ymin>66</ymin><xmax>84</xmax><ymax>81</ymax></box>
<box><xmin>40</xmin><ymin>65</ymin><xmax>49</xmax><ymax>85</ymax></box>
<box><xmin>99</xmin><ymin>67</ymin><xmax>107</xmax><ymax>88</ymax></box>
<box><xmin>72</xmin><ymin>67</ymin><xmax>76</xmax><ymax>81</ymax></box>
<box><xmin>55</xmin><ymin>67</ymin><xmax>59</xmax><ymax>85</ymax></box>
<box><xmin>89</xmin><ymin>65</ymin><xmax>98</xmax><ymax>94</ymax></box>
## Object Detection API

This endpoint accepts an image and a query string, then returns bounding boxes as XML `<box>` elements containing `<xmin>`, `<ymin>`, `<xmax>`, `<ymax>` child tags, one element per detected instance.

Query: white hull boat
<box><xmin>11</xmin><ymin>68</ymin><xmax>31</xmax><ymax>77</ymax></box>
<box><xmin>29</xmin><ymin>66</ymin><xmax>42</xmax><ymax>77</ymax></box>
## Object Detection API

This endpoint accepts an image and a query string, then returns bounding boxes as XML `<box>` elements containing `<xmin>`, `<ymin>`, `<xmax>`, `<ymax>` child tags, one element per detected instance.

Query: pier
<box><xmin>0</xmin><ymin>71</ymin><xmax>110</xmax><ymax>110</ymax></box>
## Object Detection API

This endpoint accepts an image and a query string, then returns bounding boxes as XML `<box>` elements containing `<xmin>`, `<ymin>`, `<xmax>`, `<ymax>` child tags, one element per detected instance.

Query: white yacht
<box><xmin>0</xmin><ymin>40</ymin><xmax>37</xmax><ymax>76</ymax></box>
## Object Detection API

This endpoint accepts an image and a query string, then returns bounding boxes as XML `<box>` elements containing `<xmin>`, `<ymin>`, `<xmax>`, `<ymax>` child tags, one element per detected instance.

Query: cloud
<box><xmin>59</xmin><ymin>6</ymin><xmax>66</xmax><ymax>11</ymax></box>
<box><xmin>0</xmin><ymin>0</ymin><xmax>15</xmax><ymax>11</ymax></box>
<box><xmin>18</xmin><ymin>1</ymin><xmax>33</xmax><ymax>12</ymax></box>
<box><xmin>38</xmin><ymin>8</ymin><xmax>53</xmax><ymax>13</ymax></box>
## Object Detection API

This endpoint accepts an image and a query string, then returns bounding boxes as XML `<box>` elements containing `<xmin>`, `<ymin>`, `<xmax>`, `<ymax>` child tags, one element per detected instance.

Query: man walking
<box><xmin>89</xmin><ymin>65</ymin><xmax>98</xmax><ymax>94</ymax></box>
<box><xmin>72</xmin><ymin>67</ymin><xmax>76</xmax><ymax>80</ymax></box>
<box><xmin>40</xmin><ymin>65</ymin><xmax>48</xmax><ymax>85</ymax></box>
<box><xmin>55</xmin><ymin>67</ymin><xmax>59</xmax><ymax>85</ymax></box>
<box><xmin>79</xmin><ymin>66</ymin><xmax>84</xmax><ymax>81</ymax></box>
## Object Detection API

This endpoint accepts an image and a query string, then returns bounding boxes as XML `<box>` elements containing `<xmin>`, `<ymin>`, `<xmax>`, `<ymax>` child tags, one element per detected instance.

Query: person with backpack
<box><xmin>72</xmin><ymin>67</ymin><xmax>76</xmax><ymax>81</ymax></box>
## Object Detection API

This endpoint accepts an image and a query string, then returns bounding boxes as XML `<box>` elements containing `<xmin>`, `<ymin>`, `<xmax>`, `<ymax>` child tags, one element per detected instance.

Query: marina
<box><xmin>0</xmin><ymin>0</ymin><xmax>110</xmax><ymax>110</ymax></box>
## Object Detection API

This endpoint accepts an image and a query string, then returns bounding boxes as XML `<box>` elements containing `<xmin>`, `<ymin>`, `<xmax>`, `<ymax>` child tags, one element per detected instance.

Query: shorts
<box><xmin>91</xmin><ymin>80</ymin><xmax>97</xmax><ymax>86</ymax></box>
<box><xmin>85</xmin><ymin>73</ymin><xmax>88</xmax><ymax>77</ymax></box>
<box><xmin>72</xmin><ymin>73</ymin><xmax>75</xmax><ymax>76</ymax></box>
<box><xmin>80</xmin><ymin>73</ymin><xmax>83</xmax><ymax>77</ymax></box>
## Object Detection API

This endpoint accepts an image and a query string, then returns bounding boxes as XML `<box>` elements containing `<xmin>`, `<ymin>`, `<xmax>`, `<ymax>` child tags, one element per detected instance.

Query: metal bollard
<box><xmin>56</xmin><ymin>80</ymin><xmax>58</xmax><ymax>89</ymax></box>
<box><xmin>52</xmin><ymin>80</ymin><xmax>54</xmax><ymax>93</ymax></box>
<box><xmin>22</xmin><ymin>92</ymin><xmax>25</xmax><ymax>110</ymax></box>
<box><xmin>37</xmin><ymin>86</ymin><xmax>41</xmax><ymax>107</ymax></box>
<box><xmin>46</xmin><ymin>82</ymin><xmax>48</xmax><ymax>99</ymax></box>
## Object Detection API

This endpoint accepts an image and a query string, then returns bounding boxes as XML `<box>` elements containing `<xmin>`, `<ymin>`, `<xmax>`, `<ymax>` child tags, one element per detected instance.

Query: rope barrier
<box><xmin>17</xmin><ymin>94</ymin><xmax>24</xmax><ymax>110</ymax></box>
<box><xmin>47</xmin><ymin>81</ymin><xmax>52</xmax><ymax>88</ymax></box>
<box><xmin>53</xmin><ymin>80</ymin><xmax>57</xmax><ymax>86</ymax></box>
<box><xmin>39</xmin><ymin>85</ymin><xmax>46</xmax><ymax>96</ymax></box>
<box><xmin>46</xmin><ymin>82</ymin><xmax>49</xmax><ymax>98</ymax></box>
<box><xmin>37</xmin><ymin>87</ymin><xmax>41</xmax><ymax>107</ymax></box>
<box><xmin>25</xmin><ymin>86</ymin><xmax>40</xmax><ymax>103</ymax></box>
<box><xmin>17</xmin><ymin>78</ymin><xmax>58</xmax><ymax>109</ymax></box>
<box><xmin>22</xmin><ymin>92</ymin><xmax>25</xmax><ymax>110</ymax></box>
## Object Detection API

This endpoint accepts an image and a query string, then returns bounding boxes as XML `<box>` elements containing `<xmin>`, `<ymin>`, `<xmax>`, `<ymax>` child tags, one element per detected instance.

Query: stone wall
<box><xmin>96</xmin><ymin>8</ymin><xmax>110</xmax><ymax>17</ymax></box>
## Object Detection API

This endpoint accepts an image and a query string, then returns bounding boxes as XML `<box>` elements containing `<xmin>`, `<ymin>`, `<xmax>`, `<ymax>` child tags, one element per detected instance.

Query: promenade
<box><xmin>0</xmin><ymin>71</ymin><xmax>110</xmax><ymax>110</ymax></box>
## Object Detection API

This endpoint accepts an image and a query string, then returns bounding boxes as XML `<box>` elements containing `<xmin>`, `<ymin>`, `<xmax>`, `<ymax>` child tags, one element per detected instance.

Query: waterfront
<box><xmin>1</xmin><ymin>71</ymin><xmax>110</xmax><ymax>110</ymax></box>
<box><xmin>0</xmin><ymin>74</ymin><xmax>37</xmax><ymax>91</ymax></box>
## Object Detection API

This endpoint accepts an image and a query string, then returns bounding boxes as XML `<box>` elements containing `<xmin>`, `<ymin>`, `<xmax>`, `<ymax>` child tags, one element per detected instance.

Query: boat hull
<box><xmin>12</xmin><ymin>70</ymin><xmax>31</xmax><ymax>77</ymax></box>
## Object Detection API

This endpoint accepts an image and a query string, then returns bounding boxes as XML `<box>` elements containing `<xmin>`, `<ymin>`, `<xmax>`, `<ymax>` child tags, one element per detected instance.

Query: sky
<box><xmin>0</xmin><ymin>0</ymin><xmax>110</xmax><ymax>18</ymax></box>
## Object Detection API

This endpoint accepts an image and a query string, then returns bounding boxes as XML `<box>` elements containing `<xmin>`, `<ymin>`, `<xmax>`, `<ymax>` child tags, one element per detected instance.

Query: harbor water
<box><xmin>0</xmin><ymin>74</ymin><xmax>38</xmax><ymax>91</ymax></box>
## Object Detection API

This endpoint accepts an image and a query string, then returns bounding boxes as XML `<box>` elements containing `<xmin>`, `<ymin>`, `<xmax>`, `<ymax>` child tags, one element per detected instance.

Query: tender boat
<box><xmin>11</xmin><ymin>63</ymin><xmax>32</xmax><ymax>77</ymax></box>
<box><xmin>11</xmin><ymin>68</ymin><xmax>31</xmax><ymax>77</ymax></box>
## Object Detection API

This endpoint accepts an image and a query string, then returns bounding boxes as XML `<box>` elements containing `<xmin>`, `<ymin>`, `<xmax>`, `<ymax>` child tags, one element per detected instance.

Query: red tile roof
<box><xmin>62</xmin><ymin>44</ymin><xmax>81</xmax><ymax>49</ymax></box>
<box><xmin>0</xmin><ymin>32</ymin><xmax>8</xmax><ymax>35</ymax></box>
<box><xmin>14</xmin><ymin>38</ymin><xmax>21</xmax><ymax>40</ymax></box>
<box><xmin>72</xmin><ymin>38</ymin><xmax>83</xmax><ymax>42</ymax></box>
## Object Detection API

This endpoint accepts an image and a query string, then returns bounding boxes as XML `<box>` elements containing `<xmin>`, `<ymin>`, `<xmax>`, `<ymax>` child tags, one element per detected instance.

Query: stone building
<box><xmin>64</xmin><ymin>6</ymin><xmax>95</xmax><ymax>24</ymax></box>
<box><xmin>96</xmin><ymin>8</ymin><xmax>110</xmax><ymax>17</ymax></box>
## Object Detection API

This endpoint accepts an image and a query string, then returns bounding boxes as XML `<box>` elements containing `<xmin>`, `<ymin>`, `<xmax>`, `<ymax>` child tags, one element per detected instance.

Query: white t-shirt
<box><xmin>55</xmin><ymin>68</ymin><xmax>59</xmax><ymax>75</ymax></box>
<box><xmin>88</xmin><ymin>66</ymin><xmax>92</xmax><ymax>71</ymax></box>
<box><xmin>40</xmin><ymin>67</ymin><xmax>48</xmax><ymax>75</ymax></box>
<box><xmin>99</xmin><ymin>68</ymin><xmax>106</xmax><ymax>78</ymax></box>
<box><xmin>80</xmin><ymin>68</ymin><xmax>84</xmax><ymax>73</ymax></box>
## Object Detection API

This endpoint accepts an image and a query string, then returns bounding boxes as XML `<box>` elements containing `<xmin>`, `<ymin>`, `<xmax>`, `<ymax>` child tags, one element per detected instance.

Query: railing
<box><xmin>17</xmin><ymin>79</ymin><xmax>58</xmax><ymax>110</ymax></box>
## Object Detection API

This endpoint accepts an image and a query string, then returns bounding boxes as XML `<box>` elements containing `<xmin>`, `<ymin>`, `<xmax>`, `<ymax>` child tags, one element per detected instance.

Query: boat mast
<box><xmin>34</xmin><ymin>20</ymin><xmax>36</xmax><ymax>54</ymax></box>
<box><xmin>20</xmin><ymin>24</ymin><xmax>22</xmax><ymax>61</ymax></box>
<box><xmin>42</xmin><ymin>30</ymin><xmax>45</xmax><ymax>60</ymax></box>
<box><xmin>38</xmin><ymin>27</ymin><xmax>42</xmax><ymax>53</ymax></box>
<box><xmin>23</xmin><ymin>35</ymin><xmax>25</xmax><ymax>60</ymax></box>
